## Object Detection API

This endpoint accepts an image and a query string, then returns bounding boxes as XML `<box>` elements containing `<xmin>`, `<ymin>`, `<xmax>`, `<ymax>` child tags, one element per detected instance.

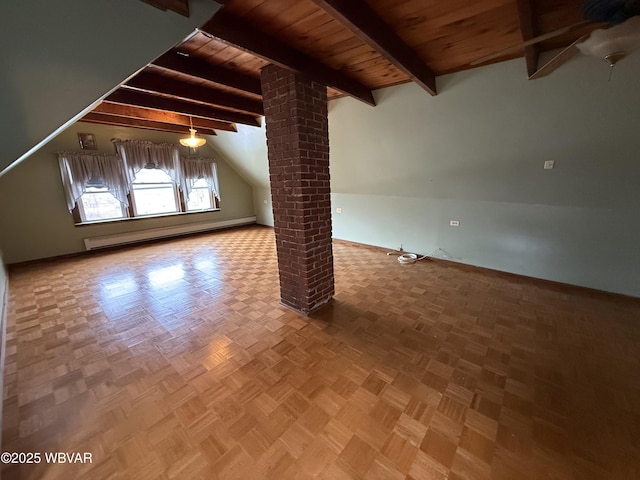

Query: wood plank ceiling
<box><xmin>84</xmin><ymin>0</ymin><xmax>597</xmax><ymax>136</ymax></box>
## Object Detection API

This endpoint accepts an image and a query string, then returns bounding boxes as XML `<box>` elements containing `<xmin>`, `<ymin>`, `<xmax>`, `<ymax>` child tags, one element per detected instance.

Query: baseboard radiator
<box><xmin>83</xmin><ymin>216</ymin><xmax>256</xmax><ymax>251</ymax></box>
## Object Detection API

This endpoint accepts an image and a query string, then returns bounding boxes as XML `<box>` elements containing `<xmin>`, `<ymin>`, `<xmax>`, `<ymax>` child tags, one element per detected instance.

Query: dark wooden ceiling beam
<box><xmin>139</xmin><ymin>0</ymin><xmax>189</xmax><ymax>17</ymax></box>
<box><xmin>310</xmin><ymin>0</ymin><xmax>436</xmax><ymax>96</ymax></box>
<box><xmin>200</xmin><ymin>10</ymin><xmax>376</xmax><ymax>107</ymax></box>
<box><xmin>125</xmin><ymin>70</ymin><xmax>264</xmax><ymax>115</ymax></box>
<box><xmin>82</xmin><ymin>113</ymin><xmax>218</xmax><ymax>136</ymax></box>
<box><xmin>106</xmin><ymin>90</ymin><xmax>261</xmax><ymax>127</ymax></box>
<box><xmin>153</xmin><ymin>50</ymin><xmax>263</xmax><ymax>96</ymax></box>
<box><xmin>515</xmin><ymin>0</ymin><xmax>540</xmax><ymax>77</ymax></box>
<box><xmin>93</xmin><ymin>103</ymin><xmax>237</xmax><ymax>132</ymax></box>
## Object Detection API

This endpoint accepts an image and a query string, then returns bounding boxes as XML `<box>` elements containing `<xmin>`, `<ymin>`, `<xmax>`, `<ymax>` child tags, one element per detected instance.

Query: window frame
<box><xmin>76</xmin><ymin>187</ymin><xmax>128</xmax><ymax>223</ymax></box>
<box><xmin>72</xmin><ymin>184</ymin><xmax>220</xmax><ymax>226</ymax></box>
<box><xmin>129</xmin><ymin>169</ymin><xmax>182</xmax><ymax>217</ymax></box>
<box><xmin>185</xmin><ymin>178</ymin><xmax>218</xmax><ymax>212</ymax></box>
<box><xmin>60</xmin><ymin>148</ymin><xmax>221</xmax><ymax>226</ymax></box>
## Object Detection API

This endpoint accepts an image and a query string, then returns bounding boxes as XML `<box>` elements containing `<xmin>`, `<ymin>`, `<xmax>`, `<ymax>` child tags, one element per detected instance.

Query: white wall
<box><xmin>212</xmin><ymin>124</ymin><xmax>269</xmax><ymax>189</ymax></box>
<box><xmin>209</xmin><ymin>125</ymin><xmax>274</xmax><ymax>226</ymax></box>
<box><xmin>252</xmin><ymin>187</ymin><xmax>275</xmax><ymax>226</ymax></box>
<box><xmin>0</xmin><ymin>0</ymin><xmax>220</xmax><ymax>176</ymax></box>
<box><xmin>328</xmin><ymin>54</ymin><xmax>640</xmax><ymax>296</ymax></box>
<box><xmin>213</xmin><ymin>53</ymin><xmax>640</xmax><ymax>297</ymax></box>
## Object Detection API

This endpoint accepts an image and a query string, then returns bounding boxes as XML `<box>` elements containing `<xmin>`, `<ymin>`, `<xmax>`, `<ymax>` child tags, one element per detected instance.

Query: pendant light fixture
<box><xmin>179</xmin><ymin>116</ymin><xmax>206</xmax><ymax>150</ymax></box>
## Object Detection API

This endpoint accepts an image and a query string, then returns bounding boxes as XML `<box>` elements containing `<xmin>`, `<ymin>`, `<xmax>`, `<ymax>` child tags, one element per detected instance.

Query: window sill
<box><xmin>75</xmin><ymin>208</ymin><xmax>221</xmax><ymax>227</ymax></box>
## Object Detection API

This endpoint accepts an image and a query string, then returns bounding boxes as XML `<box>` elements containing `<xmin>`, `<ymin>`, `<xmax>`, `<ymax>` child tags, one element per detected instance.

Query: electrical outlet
<box><xmin>263</xmin><ymin>199</ymin><xmax>268</xmax><ymax>204</ymax></box>
<box><xmin>450</xmin><ymin>220</ymin><xmax>460</xmax><ymax>227</ymax></box>
<box><xmin>544</xmin><ymin>160</ymin><xmax>555</xmax><ymax>170</ymax></box>
<box><xmin>336</xmin><ymin>207</ymin><xmax>342</xmax><ymax>214</ymax></box>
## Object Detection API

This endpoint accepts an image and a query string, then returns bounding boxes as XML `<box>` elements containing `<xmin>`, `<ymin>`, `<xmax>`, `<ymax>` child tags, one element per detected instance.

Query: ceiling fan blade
<box><xmin>583</xmin><ymin>0</ymin><xmax>640</xmax><ymax>24</ymax></box>
<box><xmin>528</xmin><ymin>34</ymin><xmax>589</xmax><ymax>79</ymax></box>
<box><xmin>470</xmin><ymin>20</ymin><xmax>592</xmax><ymax>66</ymax></box>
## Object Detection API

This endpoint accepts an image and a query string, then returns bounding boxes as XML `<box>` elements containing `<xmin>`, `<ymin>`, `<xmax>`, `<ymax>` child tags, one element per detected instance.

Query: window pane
<box><xmin>133</xmin><ymin>168</ymin><xmax>173</xmax><ymax>183</ymax></box>
<box><xmin>186</xmin><ymin>179</ymin><xmax>213</xmax><ymax>211</ymax></box>
<box><xmin>132</xmin><ymin>168</ymin><xmax>178</xmax><ymax>216</ymax></box>
<box><xmin>132</xmin><ymin>184</ymin><xmax>178</xmax><ymax>215</ymax></box>
<box><xmin>80</xmin><ymin>188</ymin><xmax>125</xmax><ymax>221</ymax></box>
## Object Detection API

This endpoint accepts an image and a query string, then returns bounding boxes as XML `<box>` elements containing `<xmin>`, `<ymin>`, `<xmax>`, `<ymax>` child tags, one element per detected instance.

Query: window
<box><xmin>77</xmin><ymin>187</ymin><xmax>127</xmax><ymax>222</ymax></box>
<box><xmin>130</xmin><ymin>168</ymin><xmax>179</xmax><ymax>216</ymax></box>
<box><xmin>58</xmin><ymin>143</ymin><xmax>220</xmax><ymax>225</ymax></box>
<box><xmin>186</xmin><ymin>178</ymin><xmax>215</xmax><ymax>212</ymax></box>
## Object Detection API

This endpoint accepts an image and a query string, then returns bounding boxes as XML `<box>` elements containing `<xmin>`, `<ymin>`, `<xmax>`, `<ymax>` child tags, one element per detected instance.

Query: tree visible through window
<box><xmin>186</xmin><ymin>178</ymin><xmax>214</xmax><ymax>211</ymax></box>
<box><xmin>78</xmin><ymin>187</ymin><xmax>127</xmax><ymax>222</ymax></box>
<box><xmin>58</xmin><ymin>144</ymin><xmax>220</xmax><ymax>224</ymax></box>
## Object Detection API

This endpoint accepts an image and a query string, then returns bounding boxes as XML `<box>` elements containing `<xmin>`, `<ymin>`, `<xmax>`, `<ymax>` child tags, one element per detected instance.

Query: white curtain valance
<box><xmin>58</xmin><ymin>142</ymin><xmax>218</xmax><ymax>215</ymax></box>
<box><xmin>179</xmin><ymin>155</ymin><xmax>221</xmax><ymax>203</ymax></box>
<box><xmin>113</xmin><ymin>139</ymin><xmax>180</xmax><ymax>185</ymax></box>
<box><xmin>57</xmin><ymin>152</ymin><xmax>129</xmax><ymax>212</ymax></box>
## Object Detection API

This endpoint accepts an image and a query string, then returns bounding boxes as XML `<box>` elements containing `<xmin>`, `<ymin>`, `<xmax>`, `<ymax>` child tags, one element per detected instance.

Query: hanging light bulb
<box><xmin>179</xmin><ymin>116</ymin><xmax>206</xmax><ymax>149</ymax></box>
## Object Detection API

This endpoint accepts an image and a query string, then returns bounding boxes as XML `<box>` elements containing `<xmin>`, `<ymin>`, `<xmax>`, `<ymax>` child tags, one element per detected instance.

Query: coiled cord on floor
<box><xmin>397</xmin><ymin>253</ymin><xmax>419</xmax><ymax>264</ymax></box>
<box><xmin>387</xmin><ymin>248</ymin><xmax>438</xmax><ymax>265</ymax></box>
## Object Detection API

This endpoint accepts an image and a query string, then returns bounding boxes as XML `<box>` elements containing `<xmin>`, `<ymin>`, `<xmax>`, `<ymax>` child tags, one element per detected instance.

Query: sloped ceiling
<box><xmin>0</xmin><ymin>0</ymin><xmax>221</xmax><ymax>176</ymax></box>
<box><xmin>4</xmin><ymin>0</ymin><xmax>631</xmax><ymax>179</ymax></box>
<box><xmin>80</xmin><ymin>0</ymin><xmax>609</xmax><ymax>140</ymax></box>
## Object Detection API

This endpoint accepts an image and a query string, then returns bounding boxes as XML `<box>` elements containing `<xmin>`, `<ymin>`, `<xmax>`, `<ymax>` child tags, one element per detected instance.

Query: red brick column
<box><xmin>260</xmin><ymin>65</ymin><xmax>334</xmax><ymax>314</ymax></box>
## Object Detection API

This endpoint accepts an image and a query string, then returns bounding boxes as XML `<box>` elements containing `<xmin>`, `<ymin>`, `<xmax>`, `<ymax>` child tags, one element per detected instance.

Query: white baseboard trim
<box><xmin>84</xmin><ymin>216</ymin><xmax>257</xmax><ymax>250</ymax></box>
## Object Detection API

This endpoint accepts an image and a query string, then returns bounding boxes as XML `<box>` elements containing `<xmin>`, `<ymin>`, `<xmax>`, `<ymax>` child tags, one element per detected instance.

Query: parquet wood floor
<box><xmin>2</xmin><ymin>226</ymin><xmax>640</xmax><ymax>479</ymax></box>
